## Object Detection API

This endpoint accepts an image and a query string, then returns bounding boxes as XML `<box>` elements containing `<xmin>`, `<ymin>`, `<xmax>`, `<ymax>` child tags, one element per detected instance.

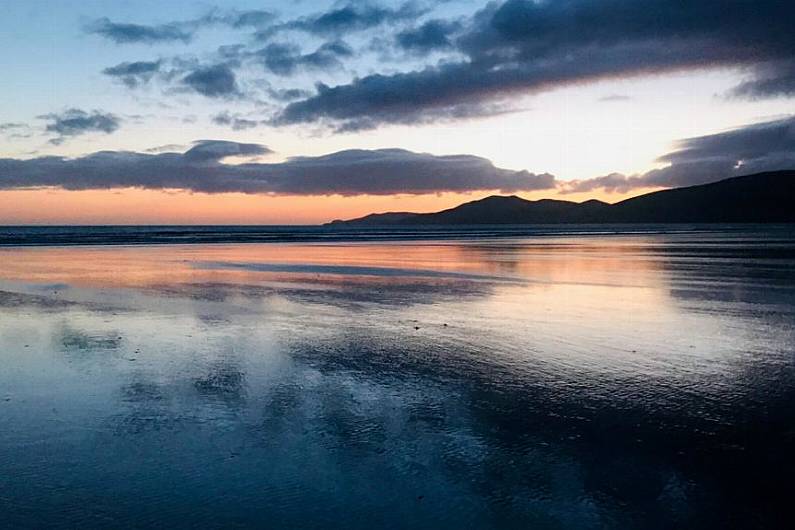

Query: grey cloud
<box><xmin>102</xmin><ymin>60</ymin><xmax>162</xmax><ymax>88</ymax></box>
<box><xmin>0</xmin><ymin>146</ymin><xmax>555</xmax><ymax>196</ymax></box>
<box><xmin>276</xmin><ymin>0</ymin><xmax>795</xmax><ymax>130</ymax></box>
<box><xmin>86</xmin><ymin>17</ymin><xmax>194</xmax><ymax>44</ymax></box>
<box><xmin>268</xmin><ymin>88</ymin><xmax>313</xmax><ymax>102</ymax></box>
<box><xmin>729</xmin><ymin>61</ymin><xmax>795</xmax><ymax>99</ymax></box>
<box><xmin>396</xmin><ymin>19</ymin><xmax>461</xmax><ymax>52</ymax></box>
<box><xmin>0</xmin><ymin>122</ymin><xmax>31</xmax><ymax>140</ymax></box>
<box><xmin>261</xmin><ymin>1</ymin><xmax>426</xmax><ymax>39</ymax></box>
<box><xmin>460</xmin><ymin>0</ymin><xmax>793</xmax><ymax>61</ymax></box>
<box><xmin>217</xmin><ymin>44</ymin><xmax>247</xmax><ymax>60</ymax></box>
<box><xmin>274</xmin><ymin>61</ymin><xmax>526</xmax><ymax>130</ymax></box>
<box><xmin>562</xmin><ymin>116</ymin><xmax>795</xmax><ymax>193</ymax></box>
<box><xmin>560</xmin><ymin>172</ymin><xmax>643</xmax><ymax>194</ymax></box>
<box><xmin>329</xmin><ymin>100</ymin><xmax>521</xmax><ymax>134</ymax></box>
<box><xmin>144</xmin><ymin>144</ymin><xmax>187</xmax><ymax>153</ymax></box>
<box><xmin>90</xmin><ymin>3</ymin><xmax>415</xmax><ymax>99</ymax></box>
<box><xmin>182</xmin><ymin>140</ymin><xmax>272</xmax><ymax>162</ymax></box>
<box><xmin>40</xmin><ymin>109</ymin><xmax>121</xmax><ymax>144</ymax></box>
<box><xmin>212</xmin><ymin>111</ymin><xmax>263</xmax><ymax>131</ymax></box>
<box><xmin>259</xmin><ymin>41</ymin><xmax>354</xmax><ymax>76</ymax></box>
<box><xmin>86</xmin><ymin>9</ymin><xmax>276</xmax><ymax>45</ymax></box>
<box><xmin>259</xmin><ymin>43</ymin><xmax>299</xmax><ymax>75</ymax></box>
<box><xmin>0</xmin><ymin>122</ymin><xmax>28</xmax><ymax>131</ymax></box>
<box><xmin>214</xmin><ymin>9</ymin><xmax>275</xmax><ymax>29</ymax></box>
<box><xmin>598</xmin><ymin>94</ymin><xmax>632</xmax><ymax>102</ymax></box>
<box><xmin>182</xmin><ymin>64</ymin><xmax>239</xmax><ymax>98</ymax></box>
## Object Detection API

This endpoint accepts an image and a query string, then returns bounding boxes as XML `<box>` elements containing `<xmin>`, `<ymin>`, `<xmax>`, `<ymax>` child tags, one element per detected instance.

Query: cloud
<box><xmin>268</xmin><ymin>88</ymin><xmax>313</xmax><ymax>102</ymax></box>
<box><xmin>0</xmin><ymin>122</ymin><xmax>32</xmax><ymax>140</ymax></box>
<box><xmin>182</xmin><ymin>64</ymin><xmax>239</xmax><ymax>98</ymax></box>
<box><xmin>144</xmin><ymin>144</ymin><xmax>187</xmax><ymax>153</ymax></box>
<box><xmin>561</xmin><ymin>116</ymin><xmax>795</xmax><ymax>193</ymax></box>
<box><xmin>258</xmin><ymin>40</ymin><xmax>354</xmax><ymax>76</ymax></box>
<box><xmin>40</xmin><ymin>109</ymin><xmax>121</xmax><ymax>144</ymax></box>
<box><xmin>102</xmin><ymin>60</ymin><xmax>163</xmax><ymax>88</ymax></box>
<box><xmin>729</xmin><ymin>61</ymin><xmax>795</xmax><ymax>99</ymax></box>
<box><xmin>211</xmin><ymin>112</ymin><xmax>263</xmax><ymax>131</ymax></box>
<box><xmin>273</xmin><ymin>62</ymin><xmax>523</xmax><ymax>130</ymax></box>
<box><xmin>213</xmin><ymin>9</ymin><xmax>275</xmax><ymax>29</ymax></box>
<box><xmin>0</xmin><ymin>145</ymin><xmax>555</xmax><ymax>196</ymax></box>
<box><xmin>86</xmin><ymin>17</ymin><xmax>194</xmax><ymax>44</ymax></box>
<box><xmin>275</xmin><ymin>0</ymin><xmax>795</xmax><ymax>130</ymax></box>
<box><xmin>86</xmin><ymin>9</ymin><xmax>276</xmax><ymax>45</ymax></box>
<box><xmin>261</xmin><ymin>1</ymin><xmax>426</xmax><ymax>39</ymax></box>
<box><xmin>101</xmin><ymin>56</ymin><xmax>244</xmax><ymax>96</ymax></box>
<box><xmin>559</xmin><ymin>172</ymin><xmax>643</xmax><ymax>194</ymax></box>
<box><xmin>182</xmin><ymin>140</ymin><xmax>272</xmax><ymax>162</ymax></box>
<box><xmin>598</xmin><ymin>94</ymin><xmax>632</xmax><ymax>102</ymax></box>
<box><xmin>85</xmin><ymin>4</ymin><xmax>435</xmax><ymax>101</ymax></box>
<box><xmin>395</xmin><ymin>19</ymin><xmax>461</xmax><ymax>52</ymax></box>
<box><xmin>0</xmin><ymin>122</ymin><xmax>27</xmax><ymax>131</ymax></box>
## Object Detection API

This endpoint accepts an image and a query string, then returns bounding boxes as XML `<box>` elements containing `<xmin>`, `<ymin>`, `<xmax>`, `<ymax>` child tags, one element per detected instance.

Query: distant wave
<box><xmin>0</xmin><ymin>224</ymin><xmax>765</xmax><ymax>247</ymax></box>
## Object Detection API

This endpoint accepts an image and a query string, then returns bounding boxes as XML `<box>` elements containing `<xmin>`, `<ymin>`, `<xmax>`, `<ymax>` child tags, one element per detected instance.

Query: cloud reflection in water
<box><xmin>0</xmin><ymin>230</ymin><xmax>793</xmax><ymax>528</ymax></box>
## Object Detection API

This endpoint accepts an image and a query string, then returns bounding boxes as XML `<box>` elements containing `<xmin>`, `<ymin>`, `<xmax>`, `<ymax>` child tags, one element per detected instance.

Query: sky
<box><xmin>1</xmin><ymin>0</ymin><xmax>794</xmax><ymax>224</ymax></box>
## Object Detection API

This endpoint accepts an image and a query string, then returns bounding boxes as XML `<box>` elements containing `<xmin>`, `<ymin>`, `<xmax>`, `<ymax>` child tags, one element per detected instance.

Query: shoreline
<box><xmin>1</xmin><ymin>223</ymin><xmax>793</xmax><ymax>248</ymax></box>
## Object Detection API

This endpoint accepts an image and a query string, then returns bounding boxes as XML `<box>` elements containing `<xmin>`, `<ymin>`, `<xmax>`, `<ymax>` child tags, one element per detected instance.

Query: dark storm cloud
<box><xmin>562</xmin><ymin>116</ymin><xmax>795</xmax><ymax>193</ymax></box>
<box><xmin>0</xmin><ymin>146</ymin><xmax>555</xmax><ymax>196</ymax></box>
<box><xmin>258</xmin><ymin>41</ymin><xmax>354</xmax><ymax>76</ymax></box>
<box><xmin>182</xmin><ymin>64</ymin><xmax>239</xmax><ymax>98</ymax></box>
<box><xmin>86</xmin><ymin>17</ymin><xmax>194</xmax><ymax>44</ymax></box>
<box><xmin>102</xmin><ymin>60</ymin><xmax>163</xmax><ymax>88</ymax></box>
<box><xmin>40</xmin><ymin>109</ymin><xmax>121</xmax><ymax>144</ymax></box>
<box><xmin>276</xmin><ymin>0</ymin><xmax>795</xmax><ymax>130</ymax></box>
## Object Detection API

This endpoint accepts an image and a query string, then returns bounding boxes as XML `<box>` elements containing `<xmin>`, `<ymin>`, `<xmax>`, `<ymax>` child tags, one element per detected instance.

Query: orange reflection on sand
<box><xmin>0</xmin><ymin>238</ymin><xmax>680</xmax><ymax>371</ymax></box>
<box><xmin>0</xmin><ymin>237</ymin><xmax>667</xmax><ymax>292</ymax></box>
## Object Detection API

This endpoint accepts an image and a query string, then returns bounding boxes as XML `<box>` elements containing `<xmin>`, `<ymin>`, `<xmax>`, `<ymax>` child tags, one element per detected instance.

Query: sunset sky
<box><xmin>1</xmin><ymin>0</ymin><xmax>794</xmax><ymax>224</ymax></box>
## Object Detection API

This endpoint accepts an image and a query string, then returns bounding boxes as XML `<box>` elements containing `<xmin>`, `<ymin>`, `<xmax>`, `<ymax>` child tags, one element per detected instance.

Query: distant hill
<box><xmin>327</xmin><ymin>170</ymin><xmax>795</xmax><ymax>226</ymax></box>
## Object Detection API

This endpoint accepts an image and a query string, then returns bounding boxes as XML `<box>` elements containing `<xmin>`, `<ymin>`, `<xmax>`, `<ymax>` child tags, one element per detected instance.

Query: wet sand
<box><xmin>1</xmin><ymin>227</ymin><xmax>794</xmax><ymax>528</ymax></box>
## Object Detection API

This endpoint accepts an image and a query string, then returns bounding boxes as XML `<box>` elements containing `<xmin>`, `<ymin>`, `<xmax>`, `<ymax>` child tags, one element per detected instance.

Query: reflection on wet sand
<box><xmin>1</xmin><ymin>229</ymin><xmax>794</xmax><ymax>528</ymax></box>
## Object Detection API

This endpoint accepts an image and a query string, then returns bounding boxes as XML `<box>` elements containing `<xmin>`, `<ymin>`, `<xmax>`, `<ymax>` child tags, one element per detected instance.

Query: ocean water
<box><xmin>0</xmin><ymin>226</ymin><xmax>794</xmax><ymax>528</ymax></box>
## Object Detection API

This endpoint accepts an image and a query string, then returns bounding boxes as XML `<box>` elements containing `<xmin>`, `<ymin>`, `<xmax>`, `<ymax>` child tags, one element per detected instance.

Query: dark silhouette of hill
<box><xmin>606</xmin><ymin>171</ymin><xmax>795</xmax><ymax>222</ymax></box>
<box><xmin>328</xmin><ymin>171</ymin><xmax>795</xmax><ymax>226</ymax></box>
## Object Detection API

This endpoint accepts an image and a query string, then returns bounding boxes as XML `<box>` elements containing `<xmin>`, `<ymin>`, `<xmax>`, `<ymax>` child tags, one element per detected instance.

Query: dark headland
<box><xmin>328</xmin><ymin>170</ymin><xmax>795</xmax><ymax>226</ymax></box>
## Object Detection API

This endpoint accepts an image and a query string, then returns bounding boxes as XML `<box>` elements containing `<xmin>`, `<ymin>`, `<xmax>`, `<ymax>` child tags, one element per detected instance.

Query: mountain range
<box><xmin>328</xmin><ymin>170</ymin><xmax>795</xmax><ymax>226</ymax></box>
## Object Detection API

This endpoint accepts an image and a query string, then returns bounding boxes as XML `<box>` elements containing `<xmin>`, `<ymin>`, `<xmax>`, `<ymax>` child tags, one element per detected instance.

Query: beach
<box><xmin>1</xmin><ymin>227</ymin><xmax>794</xmax><ymax>528</ymax></box>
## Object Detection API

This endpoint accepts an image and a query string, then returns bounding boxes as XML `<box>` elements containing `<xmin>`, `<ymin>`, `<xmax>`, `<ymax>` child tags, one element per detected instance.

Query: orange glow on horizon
<box><xmin>0</xmin><ymin>186</ymin><xmax>662</xmax><ymax>225</ymax></box>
